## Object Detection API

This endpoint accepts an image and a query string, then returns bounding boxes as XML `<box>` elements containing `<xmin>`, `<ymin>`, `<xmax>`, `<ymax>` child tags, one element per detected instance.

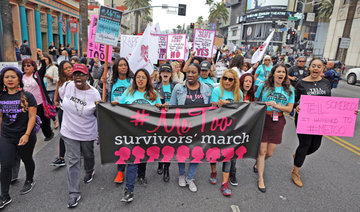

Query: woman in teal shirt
<box><xmin>254</xmin><ymin>55</ymin><xmax>273</xmax><ymax>88</ymax></box>
<box><xmin>254</xmin><ymin>64</ymin><xmax>294</xmax><ymax>193</ymax></box>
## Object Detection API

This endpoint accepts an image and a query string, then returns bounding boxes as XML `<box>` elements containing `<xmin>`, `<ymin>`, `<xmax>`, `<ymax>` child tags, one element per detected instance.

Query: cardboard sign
<box><xmin>153</xmin><ymin>34</ymin><xmax>168</xmax><ymax>60</ymax></box>
<box><xmin>120</xmin><ymin>35</ymin><xmax>142</xmax><ymax>61</ymax></box>
<box><xmin>68</xmin><ymin>19</ymin><xmax>77</xmax><ymax>33</ymax></box>
<box><xmin>166</xmin><ymin>34</ymin><xmax>187</xmax><ymax>60</ymax></box>
<box><xmin>94</xmin><ymin>5</ymin><xmax>123</xmax><ymax>46</ymax></box>
<box><xmin>193</xmin><ymin>29</ymin><xmax>216</xmax><ymax>58</ymax></box>
<box><xmin>296</xmin><ymin>95</ymin><xmax>359</xmax><ymax>137</ymax></box>
<box><xmin>214</xmin><ymin>37</ymin><xmax>224</xmax><ymax>48</ymax></box>
<box><xmin>88</xmin><ymin>15</ymin><xmax>112</xmax><ymax>62</ymax></box>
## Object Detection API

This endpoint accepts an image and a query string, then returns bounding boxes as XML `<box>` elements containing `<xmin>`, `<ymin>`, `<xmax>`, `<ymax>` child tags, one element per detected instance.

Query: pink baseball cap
<box><xmin>72</xmin><ymin>64</ymin><xmax>89</xmax><ymax>75</ymax></box>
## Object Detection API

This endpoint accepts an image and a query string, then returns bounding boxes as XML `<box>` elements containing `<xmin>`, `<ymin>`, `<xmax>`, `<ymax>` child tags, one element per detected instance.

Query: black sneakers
<box><xmin>229</xmin><ymin>174</ymin><xmax>238</xmax><ymax>186</ymax></box>
<box><xmin>0</xmin><ymin>196</ymin><xmax>12</xmax><ymax>209</ymax></box>
<box><xmin>83</xmin><ymin>171</ymin><xmax>95</xmax><ymax>183</ymax></box>
<box><xmin>50</xmin><ymin>157</ymin><xmax>65</xmax><ymax>167</ymax></box>
<box><xmin>44</xmin><ymin>133</ymin><xmax>54</xmax><ymax>141</ymax></box>
<box><xmin>67</xmin><ymin>195</ymin><xmax>81</xmax><ymax>208</ymax></box>
<box><xmin>121</xmin><ymin>189</ymin><xmax>134</xmax><ymax>203</ymax></box>
<box><xmin>20</xmin><ymin>180</ymin><xmax>35</xmax><ymax>195</ymax></box>
<box><xmin>137</xmin><ymin>177</ymin><xmax>147</xmax><ymax>186</ymax></box>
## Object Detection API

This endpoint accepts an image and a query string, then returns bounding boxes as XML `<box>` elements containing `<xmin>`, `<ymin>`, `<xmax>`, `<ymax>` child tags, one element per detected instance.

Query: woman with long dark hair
<box><xmin>254</xmin><ymin>64</ymin><xmax>295</xmax><ymax>193</ymax></box>
<box><xmin>0</xmin><ymin>67</ymin><xmax>37</xmax><ymax>209</ymax></box>
<box><xmin>240</xmin><ymin>73</ymin><xmax>256</xmax><ymax>102</ymax></box>
<box><xmin>50</xmin><ymin>61</ymin><xmax>73</xmax><ymax>167</ymax></box>
<box><xmin>22</xmin><ymin>58</ymin><xmax>54</xmax><ymax>141</ymax></box>
<box><xmin>118</xmin><ymin>69</ymin><xmax>162</xmax><ymax>203</ymax></box>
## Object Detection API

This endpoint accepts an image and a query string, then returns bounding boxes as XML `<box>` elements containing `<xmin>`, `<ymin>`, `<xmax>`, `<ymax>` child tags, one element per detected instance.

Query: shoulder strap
<box><xmin>263</xmin><ymin>64</ymin><xmax>268</xmax><ymax>78</ymax></box>
<box><xmin>35</xmin><ymin>72</ymin><xmax>47</xmax><ymax>104</ymax></box>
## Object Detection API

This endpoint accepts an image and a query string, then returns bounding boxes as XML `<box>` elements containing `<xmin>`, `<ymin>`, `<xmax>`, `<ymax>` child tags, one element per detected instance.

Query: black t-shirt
<box><xmin>0</xmin><ymin>91</ymin><xmax>37</xmax><ymax>139</ymax></box>
<box><xmin>294</xmin><ymin>78</ymin><xmax>331</xmax><ymax>106</ymax></box>
<box><xmin>49</xmin><ymin>45</ymin><xmax>56</xmax><ymax>55</ymax></box>
<box><xmin>288</xmin><ymin>65</ymin><xmax>309</xmax><ymax>86</ymax></box>
<box><xmin>185</xmin><ymin>87</ymin><xmax>204</xmax><ymax>105</ymax></box>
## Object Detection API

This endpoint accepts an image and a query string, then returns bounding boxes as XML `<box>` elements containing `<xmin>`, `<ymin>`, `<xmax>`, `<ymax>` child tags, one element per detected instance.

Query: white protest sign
<box><xmin>166</xmin><ymin>34</ymin><xmax>187</xmax><ymax>60</ymax></box>
<box><xmin>251</xmin><ymin>31</ymin><xmax>274</xmax><ymax>64</ymax></box>
<box><xmin>0</xmin><ymin>62</ymin><xmax>20</xmax><ymax>70</ymax></box>
<box><xmin>193</xmin><ymin>29</ymin><xmax>216</xmax><ymax>58</ymax></box>
<box><xmin>120</xmin><ymin>35</ymin><xmax>142</xmax><ymax>61</ymax></box>
<box><xmin>153</xmin><ymin>34</ymin><xmax>168</xmax><ymax>60</ymax></box>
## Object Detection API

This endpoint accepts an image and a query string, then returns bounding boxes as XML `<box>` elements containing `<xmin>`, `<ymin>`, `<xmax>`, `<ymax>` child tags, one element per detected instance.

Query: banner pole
<box><xmin>102</xmin><ymin>45</ymin><xmax>109</xmax><ymax>102</ymax></box>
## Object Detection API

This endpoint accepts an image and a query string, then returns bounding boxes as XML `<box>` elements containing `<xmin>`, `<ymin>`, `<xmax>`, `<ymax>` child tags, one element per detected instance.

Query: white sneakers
<box><xmin>178</xmin><ymin>175</ymin><xmax>197</xmax><ymax>192</ymax></box>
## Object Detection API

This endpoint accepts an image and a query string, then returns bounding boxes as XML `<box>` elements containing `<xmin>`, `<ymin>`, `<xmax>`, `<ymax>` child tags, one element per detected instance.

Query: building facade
<box><xmin>3</xmin><ymin>0</ymin><xmax>80</xmax><ymax>60</ymax></box>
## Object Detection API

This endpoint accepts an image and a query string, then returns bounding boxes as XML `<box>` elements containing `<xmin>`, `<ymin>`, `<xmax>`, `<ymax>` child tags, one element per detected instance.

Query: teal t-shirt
<box><xmin>111</xmin><ymin>78</ymin><xmax>131</xmax><ymax>101</ymax></box>
<box><xmin>255</xmin><ymin>65</ymin><xmax>273</xmax><ymax>86</ymax></box>
<box><xmin>162</xmin><ymin>84</ymin><xmax>172</xmax><ymax>103</ymax></box>
<box><xmin>199</xmin><ymin>77</ymin><xmax>215</xmax><ymax>91</ymax></box>
<box><xmin>118</xmin><ymin>89</ymin><xmax>162</xmax><ymax>105</ymax></box>
<box><xmin>255</xmin><ymin>83</ymin><xmax>295</xmax><ymax>112</ymax></box>
<box><xmin>210</xmin><ymin>86</ymin><xmax>244</xmax><ymax>103</ymax></box>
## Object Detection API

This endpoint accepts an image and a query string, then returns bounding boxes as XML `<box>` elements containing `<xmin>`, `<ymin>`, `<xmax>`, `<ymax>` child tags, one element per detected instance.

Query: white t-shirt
<box><xmin>59</xmin><ymin>81</ymin><xmax>101</xmax><ymax>141</ymax></box>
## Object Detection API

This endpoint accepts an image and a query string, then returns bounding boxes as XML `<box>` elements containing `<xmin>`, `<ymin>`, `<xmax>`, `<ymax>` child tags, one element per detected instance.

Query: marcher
<box><xmin>22</xmin><ymin>59</ymin><xmax>54</xmax><ymax>141</ymax></box>
<box><xmin>50</xmin><ymin>61</ymin><xmax>73</xmax><ymax>167</ymax></box>
<box><xmin>171</xmin><ymin>61</ymin><xmax>184</xmax><ymax>84</ymax></box>
<box><xmin>48</xmin><ymin>42</ymin><xmax>57</xmax><ymax>62</ymax></box>
<box><xmin>254</xmin><ymin>64</ymin><xmax>295</xmax><ymax>193</ymax></box>
<box><xmin>254</xmin><ymin>55</ymin><xmax>273</xmax><ymax>89</ymax></box>
<box><xmin>14</xmin><ymin>40</ymin><xmax>22</xmax><ymax>64</ymax></box>
<box><xmin>109</xmin><ymin>58</ymin><xmax>133</xmax><ymax>184</ymax></box>
<box><xmin>240</xmin><ymin>73</ymin><xmax>255</xmax><ymax>102</ymax></box>
<box><xmin>0</xmin><ymin>67</ymin><xmax>37</xmax><ymax>209</ymax></box>
<box><xmin>209</xmin><ymin>69</ymin><xmax>242</xmax><ymax>196</ymax></box>
<box><xmin>153</xmin><ymin>64</ymin><xmax>177</xmax><ymax>182</ymax></box>
<box><xmin>199</xmin><ymin>61</ymin><xmax>216</xmax><ymax>91</ymax></box>
<box><xmin>117</xmin><ymin>69</ymin><xmax>162</xmax><ymax>203</ymax></box>
<box><xmin>229</xmin><ymin>55</ymin><xmax>253</xmax><ymax>78</ymax></box>
<box><xmin>168</xmin><ymin>63</ymin><xmax>212</xmax><ymax>192</ymax></box>
<box><xmin>20</xmin><ymin>40</ymin><xmax>32</xmax><ymax>59</ymax></box>
<box><xmin>59</xmin><ymin>64</ymin><xmax>101</xmax><ymax>208</ymax></box>
<box><xmin>288</xmin><ymin>56</ymin><xmax>309</xmax><ymax>87</ymax></box>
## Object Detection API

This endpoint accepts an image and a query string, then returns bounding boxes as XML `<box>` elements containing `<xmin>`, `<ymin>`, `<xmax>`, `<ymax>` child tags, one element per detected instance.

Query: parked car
<box><xmin>345</xmin><ymin>68</ymin><xmax>360</xmax><ymax>85</ymax></box>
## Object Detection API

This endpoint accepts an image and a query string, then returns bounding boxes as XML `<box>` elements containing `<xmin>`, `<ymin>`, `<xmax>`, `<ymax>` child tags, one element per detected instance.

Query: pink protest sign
<box><xmin>296</xmin><ymin>95</ymin><xmax>359</xmax><ymax>137</ymax></box>
<box><xmin>193</xmin><ymin>29</ymin><xmax>216</xmax><ymax>58</ymax></box>
<box><xmin>153</xmin><ymin>34</ymin><xmax>167</xmax><ymax>60</ymax></box>
<box><xmin>87</xmin><ymin>15</ymin><xmax>112</xmax><ymax>62</ymax></box>
<box><xmin>166</xmin><ymin>34</ymin><xmax>187</xmax><ymax>60</ymax></box>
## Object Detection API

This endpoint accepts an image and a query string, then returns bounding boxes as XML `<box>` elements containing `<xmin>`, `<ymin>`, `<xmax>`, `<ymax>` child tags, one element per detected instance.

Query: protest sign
<box><xmin>153</xmin><ymin>34</ymin><xmax>168</xmax><ymax>60</ymax></box>
<box><xmin>166</xmin><ymin>34</ymin><xmax>187</xmax><ymax>60</ymax></box>
<box><xmin>214</xmin><ymin>37</ymin><xmax>224</xmax><ymax>48</ymax></box>
<box><xmin>120</xmin><ymin>35</ymin><xmax>142</xmax><ymax>61</ymax></box>
<box><xmin>193</xmin><ymin>29</ymin><xmax>216</xmax><ymax>58</ymax></box>
<box><xmin>296</xmin><ymin>95</ymin><xmax>359</xmax><ymax>137</ymax></box>
<box><xmin>88</xmin><ymin>15</ymin><xmax>112</xmax><ymax>62</ymax></box>
<box><xmin>251</xmin><ymin>31</ymin><xmax>274</xmax><ymax>64</ymax></box>
<box><xmin>98</xmin><ymin>103</ymin><xmax>267</xmax><ymax>164</ymax></box>
<box><xmin>94</xmin><ymin>5</ymin><xmax>123</xmax><ymax>46</ymax></box>
<box><xmin>68</xmin><ymin>19</ymin><xmax>77</xmax><ymax>33</ymax></box>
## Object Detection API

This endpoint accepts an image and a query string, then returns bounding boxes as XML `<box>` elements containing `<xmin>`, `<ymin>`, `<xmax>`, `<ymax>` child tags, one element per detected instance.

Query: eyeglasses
<box><xmin>223</xmin><ymin>76</ymin><xmax>234</xmax><ymax>82</ymax></box>
<box><xmin>73</xmin><ymin>72</ymin><xmax>86</xmax><ymax>77</ymax></box>
<box><xmin>24</xmin><ymin>64</ymin><xmax>32</xmax><ymax>67</ymax></box>
<box><xmin>264</xmin><ymin>59</ymin><xmax>271</xmax><ymax>61</ymax></box>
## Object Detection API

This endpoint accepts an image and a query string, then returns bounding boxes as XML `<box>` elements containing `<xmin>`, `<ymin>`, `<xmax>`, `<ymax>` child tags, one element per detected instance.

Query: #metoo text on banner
<box><xmin>193</xmin><ymin>29</ymin><xmax>216</xmax><ymax>58</ymax></box>
<box><xmin>97</xmin><ymin>103</ymin><xmax>267</xmax><ymax>164</ymax></box>
<box><xmin>87</xmin><ymin>15</ymin><xmax>112</xmax><ymax>62</ymax></box>
<box><xmin>296</xmin><ymin>95</ymin><xmax>359</xmax><ymax>137</ymax></box>
<box><xmin>166</xmin><ymin>34</ymin><xmax>187</xmax><ymax>60</ymax></box>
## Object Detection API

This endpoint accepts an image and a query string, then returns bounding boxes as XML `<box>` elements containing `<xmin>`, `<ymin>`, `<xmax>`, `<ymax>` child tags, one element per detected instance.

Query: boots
<box><xmin>291</xmin><ymin>167</ymin><xmax>303</xmax><ymax>187</ymax></box>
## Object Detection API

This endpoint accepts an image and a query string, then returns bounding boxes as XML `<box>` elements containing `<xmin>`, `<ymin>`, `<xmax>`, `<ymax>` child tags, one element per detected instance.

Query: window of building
<box><xmin>232</xmin><ymin>29</ymin><xmax>237</xmax><ymax>36</ymax></box>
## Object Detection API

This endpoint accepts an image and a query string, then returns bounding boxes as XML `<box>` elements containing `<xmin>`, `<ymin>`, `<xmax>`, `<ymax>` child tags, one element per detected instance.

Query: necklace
<box><xmin>73</xmin><ymin>87</ymin><xmax>86</xmax><ymax>116</ymax></box>
<box><xmin>187</xmin><ymin>87</ymin><xmax>199</xmax><ymax>102</ymax></box>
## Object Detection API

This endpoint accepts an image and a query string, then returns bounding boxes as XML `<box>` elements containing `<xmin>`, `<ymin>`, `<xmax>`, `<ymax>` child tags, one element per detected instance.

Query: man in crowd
<box><xmin>288</xmin><ymin>56</ymin><xmax>309</xmax><ymax>87</ymax></box>
<box><xmin>49</xmin><ymin>42</ymin><xmax>57</xmax><ymax>61</ymax></box>
<box><xmin>20</xmin><ymin>40</ymin><xmax>32</xmax><ymax>59</ymax></box>
<box><xmin>324</xmin><ymin>61</ymin><xmax>341</xmax><ymax>89</ymax></box>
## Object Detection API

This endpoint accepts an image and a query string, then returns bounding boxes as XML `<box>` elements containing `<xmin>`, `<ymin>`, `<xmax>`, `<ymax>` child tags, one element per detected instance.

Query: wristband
<box><xmin>25</xmin><ymin>133</ymin><xmax>30</xmax><ymax>136</ymax></box>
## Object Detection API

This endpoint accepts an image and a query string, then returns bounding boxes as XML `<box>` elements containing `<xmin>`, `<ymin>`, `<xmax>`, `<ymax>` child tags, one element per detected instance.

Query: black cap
<box><xmin>159</xmin><ymin>64</ymin><xmax>172</xmax><ymax>72</ymax></box>
<box><xmin>200</xmin><ymin>61</ymin><xmax>211</xmax><ymax>70</ymax></box>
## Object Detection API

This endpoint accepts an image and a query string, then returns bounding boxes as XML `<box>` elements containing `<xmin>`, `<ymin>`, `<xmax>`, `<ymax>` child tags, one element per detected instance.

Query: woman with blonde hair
<box><xmin>254</xmin><ymin>55</ymin><xmax>273</xmax><ymax>89</ymax></box>
<box><xmin>171</xmin><ymin>61</ymin><xmax>184</xmax><ymax>84</ymax></box>
<box><xmin>209</xmin><ymin>69</ymin><xmax>243</xmax><ymax>196</ymax></box>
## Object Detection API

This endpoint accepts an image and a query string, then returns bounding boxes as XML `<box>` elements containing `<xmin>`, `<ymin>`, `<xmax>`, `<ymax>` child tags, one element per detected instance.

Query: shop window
<box><xmin>232</xmin><ymin>29</ymin><xmax>237</xmax><ymax>36</ymax></box>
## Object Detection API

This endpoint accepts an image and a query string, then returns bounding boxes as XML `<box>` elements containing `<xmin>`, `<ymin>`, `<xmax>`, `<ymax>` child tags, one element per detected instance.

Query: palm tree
<box><xmin>209</xmin><ymin>2</ymin><xmax>229</xmax><ymax>25</ymax></box>
<box><xmin>125</xmin><ymin>0</ymin><xmax>151</xmax><ymax>34</ymax></box>
<box><xmin>176</xmin><ymin>25</ymin><xmax>182</xmax><ymax>33</ymax></box>
<box><xmin>79</xmin><ymin>0</ymin><xmax>88</xmax><ymax>54</ymax></box>
<box><xmin>196</xmin><ymin>16</ymin><xmax>203</xmax><ymax>25</ymax></box>
<box><xmin>317</xmin><ymin>0</ymin><xmax>335</xmax><ymax>22</ymax></box>
<box><xmin>0</xmin><ymin>2</ymin><xmax>16</xmax><ymax>61</ymax></box>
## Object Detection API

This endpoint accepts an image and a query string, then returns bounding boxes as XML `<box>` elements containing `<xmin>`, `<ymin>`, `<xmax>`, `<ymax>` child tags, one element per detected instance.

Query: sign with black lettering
<box><xmin>193</xmin><ymin>29</ymin><xmax>216</xmax><ymax>58</ymax></box>
<box><xmin>166</xmin><ymin>34</ymin><xmax>187</xmax><ymax>60</ymax></box>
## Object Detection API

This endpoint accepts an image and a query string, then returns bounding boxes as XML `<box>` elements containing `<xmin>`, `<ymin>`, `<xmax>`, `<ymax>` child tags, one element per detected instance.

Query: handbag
<box><xmin>35</xmin><ymin>72</ymin><xmax>57</xmax><ymax>119</ymax></box>
<box><xmin>34</xmin><ymin>115</ymin><xmax>42</xmax><ymax>134</ymax></box>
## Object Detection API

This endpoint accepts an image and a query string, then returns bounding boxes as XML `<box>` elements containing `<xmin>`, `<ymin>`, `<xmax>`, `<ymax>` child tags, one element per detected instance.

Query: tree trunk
<box><xmin>79</xmin><ymin>0</ymin><xmax>88</xmax><ymax>55</ymax></box>
<box><xmin>1</xmin><ymin>2</ymin><xmax>16</xmax><ymax>61</ymax></box>
<box><xmin>339</xmin><ymin>0</ymin><xmax>357</xmax><ymax>62</ymax></box>
<box><xmin>135</xmin><ymin>11</ymin><xmax>139</xmax><ymax>34</ymax></box>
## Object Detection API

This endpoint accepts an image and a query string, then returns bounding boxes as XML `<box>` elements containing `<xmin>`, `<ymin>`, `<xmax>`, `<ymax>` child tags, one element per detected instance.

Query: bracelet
<box><xmin>25</xmin><ymin>133</ymin><xmax>30</xmax><ymax>136</ymax></box>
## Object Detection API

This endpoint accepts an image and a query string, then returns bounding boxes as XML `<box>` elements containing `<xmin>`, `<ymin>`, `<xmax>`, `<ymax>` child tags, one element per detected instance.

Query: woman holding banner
<box><xmin>168</xmin><ymin>63</ymin><xmax>212</xmax><ymax>193</ymax></box>
<box><xmin>110</xmin><ymin>58</ymin><xmax>133</xmax><ymax>184</ymax></box>
<box><xmin>59</xmin><ymin>64</ymin><xmax>101</xmax><ymax>208</ymax></box>
<box><xmin>254</xmin><ymin>64</ymin><xmax>295</xmax><ymax>193</ymax></box>
<box><xmin>209</xmin><ymin>69</ymin><xmax>242</xmax><ymax>196</ymax></box>
<box><xmin>291</xmin><ymin>58</ymin><xmax>332</xmax><ymax>187</ymax></box>
<box><xmin>254</xmin><ymin>55</ymin><xmax>273</xmax><ymax>89</ymax></box>
<box><xmin>240</xmin><ymin>73</ymin><xmax>256</xmax><ymax>102</ymax></box>
<box><xmin>118</xmin><ymin>69</ymin><xmax>162</xmax><ymax>203</ymax></box>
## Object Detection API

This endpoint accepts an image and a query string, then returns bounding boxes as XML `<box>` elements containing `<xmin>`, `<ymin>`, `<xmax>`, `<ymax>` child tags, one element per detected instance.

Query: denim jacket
<box><xmin>169</xmin><ymin>80</ymin><xmax>212</xmax><ymax>105</ymax></box>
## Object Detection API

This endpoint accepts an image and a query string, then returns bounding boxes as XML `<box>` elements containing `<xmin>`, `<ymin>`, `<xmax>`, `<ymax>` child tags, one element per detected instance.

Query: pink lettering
<box><xmin>210</xmin><ymin>117</ymin><xmax>232</xmax><ymax>131</ymax></box>
<box><xmin>188</xmin><ymin>107</ymin><xmax>217</xmax><ymax>132</ymax></box>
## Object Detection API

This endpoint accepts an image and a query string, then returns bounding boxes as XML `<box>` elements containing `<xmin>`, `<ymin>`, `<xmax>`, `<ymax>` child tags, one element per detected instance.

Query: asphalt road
<box><xmin>3</xmin><ymin>80</ymin><xmax>360</xmax><ymax>212</ymax></box>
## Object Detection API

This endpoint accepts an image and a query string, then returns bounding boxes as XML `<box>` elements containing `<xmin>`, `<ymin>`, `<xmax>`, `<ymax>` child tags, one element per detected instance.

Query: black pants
<box><xmin>137</xmin><ymin>163</ymin><xmax>147</xmax><ymax>179</ymax></box>
<box><xmin>229</xmin><ymin>159</ymin><xmax>236</xmax><ymax>176</ymax></box>
<box><xmin>0</xmin><ymin>133</ymin><xmax>37</xmax><ymax>197</ymax></box>
<box><xmin>37</xmin><ymin>104</ymin><xmax>53</xmax><ymax>138</ymax></box>
<box><xmin>58</xmin><ymin>109</ymin><xmax>65</xmax><ymax>158</ymax></box>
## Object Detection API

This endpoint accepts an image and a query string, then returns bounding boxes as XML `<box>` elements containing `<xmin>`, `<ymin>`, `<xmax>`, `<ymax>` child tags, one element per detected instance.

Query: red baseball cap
<box><xmin>72</xmin><ymin>64</ymin><xmax>89</xmax><ymax>75</ymax></box>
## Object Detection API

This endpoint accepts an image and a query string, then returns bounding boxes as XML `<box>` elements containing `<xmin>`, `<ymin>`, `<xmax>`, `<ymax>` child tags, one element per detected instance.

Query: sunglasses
<box><xmin>298</xmin><ymin>61</ymin><xmax>306</xmax><ymax>62</ymax></box>
<box><xmin>223</xmin><ymin>76</ymin><xmax>234</xmax><ymax>82</ymax></box>
<box><xmin>73</xmin><ymin>72</ymin><xmax>86</xmax><ymax>76</ymax></box>
<box><xmin>24</xmin><ymin>64</ymin><xmax>32</xmax><ymax>67</ymax></box>
<box><xmin>264</xmin><ymin>59</ymin><xmax>271</xmax><ymax>61</ymax></box>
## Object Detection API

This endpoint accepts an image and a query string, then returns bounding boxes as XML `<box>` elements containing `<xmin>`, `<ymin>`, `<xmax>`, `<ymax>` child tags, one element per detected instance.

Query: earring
<box><xmin>3</xmin><ymin>86</ymin><xmax>6</xmax><ymax>91</ymax></box>
<box><xmin>18</xmin><ymin>85</ymin><xmax>22</xmax><ymax>91</ymax></box>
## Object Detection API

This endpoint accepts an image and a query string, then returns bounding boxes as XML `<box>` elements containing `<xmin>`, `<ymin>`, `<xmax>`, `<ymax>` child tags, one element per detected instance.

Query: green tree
<box><xmin>317</xmin><ymin>0</ymin><xmax>335</xmax><ymax>22</ymax></box>
<box><xmin>209</xmin><ymin>2</ymin><xmax>229</xmax><ymax>24</ymax></box>
<box><xmin>196</xmin><ymin>16</ymin><xmax>203</xmax><ymax>25</ymax></box>
<box><xmin>79</xmin><ymin>0</ymin><xmax>88</xmax><ymax>54</ymax></box>
<box><xmin>125</xmin><ymin>0</ymin><xmax>152</xmax><ymax>34</ymax></box>
<box><xmin>0</xmin><ymin>2</ymin><xmax>16</xmax><ymax>61</ymax></box>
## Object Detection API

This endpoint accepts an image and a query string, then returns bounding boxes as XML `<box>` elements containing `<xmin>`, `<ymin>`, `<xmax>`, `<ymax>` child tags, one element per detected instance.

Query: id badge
<box><xmin>273</xmin><ymin>111</ymin><xmax>279</xmax><ymax>122</ymax></box>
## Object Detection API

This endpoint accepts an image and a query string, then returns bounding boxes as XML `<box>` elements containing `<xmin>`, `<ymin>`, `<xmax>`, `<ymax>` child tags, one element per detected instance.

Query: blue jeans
<box><xmin>178</xmin><ymin>163</ymin><xmax>198</xmax><ymax>180</ymax></box>
<box><xmin>125</xmin><ymin>164</ymin><xmax>138</xmax><ymax>192</ymax></box>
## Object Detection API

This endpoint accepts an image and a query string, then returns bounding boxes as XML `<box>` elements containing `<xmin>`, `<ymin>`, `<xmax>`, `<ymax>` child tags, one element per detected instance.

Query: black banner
<box><xmin>98</xmin><ymin>103</ymin><xmax>266</xmax><ymax>164</ymax></box>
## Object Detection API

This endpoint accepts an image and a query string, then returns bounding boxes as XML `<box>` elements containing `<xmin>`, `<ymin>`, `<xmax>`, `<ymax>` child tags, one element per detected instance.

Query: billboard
<box><xmin>247</xmin><ymin>0</ymin><xmax>288</xmax><ymax>11</ymax></box>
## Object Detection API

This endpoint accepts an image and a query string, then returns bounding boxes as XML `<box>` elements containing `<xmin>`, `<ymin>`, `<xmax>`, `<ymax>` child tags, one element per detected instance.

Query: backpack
<box><xmin>20</xmin><ymin>45</ymin><xmax>27</xmax><ymax>55</ymax></box>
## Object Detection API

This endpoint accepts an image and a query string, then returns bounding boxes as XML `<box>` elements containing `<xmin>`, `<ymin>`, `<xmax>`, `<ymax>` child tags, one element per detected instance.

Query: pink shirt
<box><xmin>23</xmin><ymin>74</ymin><xmax>43</xmax><ymax>105</ymax></box>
